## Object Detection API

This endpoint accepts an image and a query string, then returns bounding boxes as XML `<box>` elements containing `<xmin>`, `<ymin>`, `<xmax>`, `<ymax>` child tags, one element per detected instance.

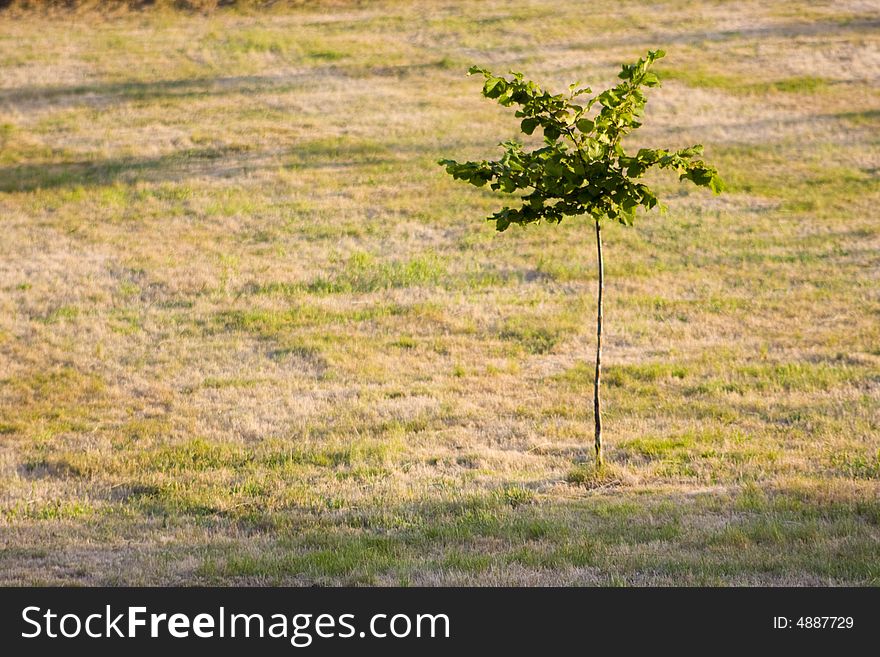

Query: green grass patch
<box><xmin>829</xmin><ymin>451</ymin><xmax>880</xmax><ymax>480</ymax></box>
<box><xmin>306</xmin><ymin>251</ymin><xmax>447</xmax><ymax>294</ymax></box>
<box><xmin>663</xmin><ymin>68</ymin><xmax>830</xmax><ymax>95</ymax></box>
<box><xmin>558</xmin><ymin>361</ymin><xmax>688</xmax><ymax>390</ymax></box>
<box><xmin>688</xmin><ymin>361</ymin><xmax>866</xmax><ymax>395</ymax></box>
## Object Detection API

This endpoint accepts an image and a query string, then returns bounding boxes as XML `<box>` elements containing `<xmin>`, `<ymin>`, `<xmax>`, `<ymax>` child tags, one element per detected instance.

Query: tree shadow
<box><xmin>659</xmin><ymin>108</ymin><xmax>880</xmax><ymax>140</ymax></box>
<box><xmin>571</xmin><ymin>17</ymin><xmax>880</xmax><ymax>50</ymax></box>
<box><xmin>0</xmin><ymin>136</ymin><xmax>437</xmax><ymax>193</ymax></box>
<box><xmin>0</xmin><ymin>59</ymin><xmax>458</xmax><ymax>113</ymax></box>
<box><xmin>0</xmin><ymin>70</ymin><xmax>339</xmax><ymax>113</ymax></box>
<box><xmin>0</xmin><ymin>145</ymin><xmax>267</xmax><ymax>193</ymax></box>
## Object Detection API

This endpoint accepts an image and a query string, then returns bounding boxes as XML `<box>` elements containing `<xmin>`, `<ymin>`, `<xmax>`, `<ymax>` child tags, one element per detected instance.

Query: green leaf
<box><xmin>677</xmin><ymin>145</ymin><xmax>704</xmax><ymax>158</ymax></box>
<box><xmin>575</xmin><ymin>118</ymin><xmax>594</xmax><ymax>134</ymax></box>
<box><xmin>520</xmin><ymin>117</ymin><xmax>539</xmax><ymax>135</ymax></box>
<box><xmin>598</xmin><ymin>89</ymin><xmax>619</xmax><ymax>107</ymax></box>
<box><xmin>586</xmin><ymin>140</ymin><xmax>603</xmax><ymax>159</ymax></box>
<box><xmin>642</xmin><ymin>72</ymin><xmax>660</xmax><ymax>87</ymax></box>
<box><xmin>543</xmin><ymin>125</ymin><xmax>561</xmax><ymax>141</ymax></box>
<box><xmin>483</xmin><ymin>77</ymin><xmax>506</xmax><ymax>98</ymax></box>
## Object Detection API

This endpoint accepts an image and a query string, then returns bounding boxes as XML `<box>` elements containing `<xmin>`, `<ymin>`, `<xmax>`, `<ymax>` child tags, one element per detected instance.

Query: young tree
<box><xmin>439</xmin><ymin>50</ymin><xmax>722</xmax><ymax>468</ymax></box>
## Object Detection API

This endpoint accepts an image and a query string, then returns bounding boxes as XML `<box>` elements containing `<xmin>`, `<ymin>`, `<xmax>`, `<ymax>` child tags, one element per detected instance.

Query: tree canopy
<box><xmin>439</xmin><ymin>50</ymin><xmax>724</xmax><ymax>232</ymax></box>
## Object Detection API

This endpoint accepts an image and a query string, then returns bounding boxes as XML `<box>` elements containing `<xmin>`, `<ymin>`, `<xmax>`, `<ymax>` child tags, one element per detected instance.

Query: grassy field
<box><xmin>0</xmin><ymin>0</ymin><xmax>878</xmax><ymax>585</ymax></box>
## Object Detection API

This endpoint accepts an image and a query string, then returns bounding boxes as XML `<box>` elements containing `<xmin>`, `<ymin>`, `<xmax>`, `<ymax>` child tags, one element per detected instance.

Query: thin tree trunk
<box><xmin>593</xmin><ymin>218</ymin><xmax>604</xmax><ymax>468</ymax></box>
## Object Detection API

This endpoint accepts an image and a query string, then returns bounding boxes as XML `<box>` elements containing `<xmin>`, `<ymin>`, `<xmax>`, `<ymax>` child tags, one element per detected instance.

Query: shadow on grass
<box><xmin>0</xmin><ymin>71</ymin><xmax>336</xmax><ymax>112</ymax></box>
<box><xmin>2</xmin><ymin>479</ymin><xmax>878</xmax><ymax>584</ymax></box>
<box><xmin>0</xmin><ymin>59</ymin><xmax>461</xmax><ymax>113</ymax></box>
<box><xmin>0</xmin><ymin>145</ymin><xmax>265</xmax><ymax>193</ymax></box>
<box><xmin>0</xmin><ymin>134</ymin><xmax>450</xmax><ymax>193</ymax></box>
<box><xmin>188</xmin><ymin>484</ymin><xmax>880</xmax><ymax>585</ymax></box>
<box><xmin>586</xmin><ymin>17</ymin><xmax>880</xmax><ymax>49</ymax></box>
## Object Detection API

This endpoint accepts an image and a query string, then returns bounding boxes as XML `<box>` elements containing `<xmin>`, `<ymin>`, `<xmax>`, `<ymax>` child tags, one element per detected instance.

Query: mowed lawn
<box><xmin>0</xmin><ymin>0</ymin><xmax>878</xmax><ymax>585</ymax></box>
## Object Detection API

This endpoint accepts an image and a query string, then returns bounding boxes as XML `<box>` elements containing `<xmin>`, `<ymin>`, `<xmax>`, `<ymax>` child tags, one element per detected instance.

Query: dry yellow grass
<box><xmin>0</xmin><ymin>0</ymin><xmax>878</xmax><ymax>585</ymax></box>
